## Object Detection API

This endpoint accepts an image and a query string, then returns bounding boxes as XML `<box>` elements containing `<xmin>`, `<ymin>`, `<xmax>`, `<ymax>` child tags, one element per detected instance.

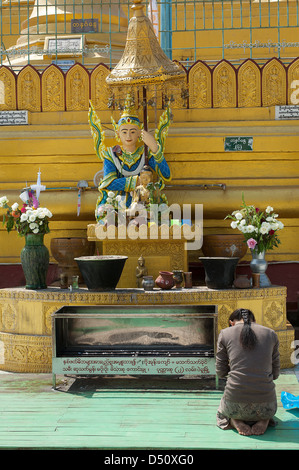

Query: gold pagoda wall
<box><xmin>1</xmin><ymin>57</ymin><xmax>299</xmax><ymax>112</ymax></box>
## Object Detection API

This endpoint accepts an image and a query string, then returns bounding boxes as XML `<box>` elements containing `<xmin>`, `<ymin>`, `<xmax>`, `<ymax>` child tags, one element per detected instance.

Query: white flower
<box><xmin>45</xmin><ymin>209</ymin><xmax>52</xmax><ymax>218</ymax></box>
<box><xmin>106</xmin><ymin>197</ymin><xmax>113</xmax><ymax>204</ymax></box>
<box><xmin>266</xmin><ymin>216</ymin><xmax>274</xmax><ymax>222</ymax></box>
<box><xmin>29</xmin><ymin>222</ymin><xmax>38</xmax><ymax>230</ymax></box>
<box><xmin>260</xmin><ymin>222</ymin><xmax>271</xmax><ymax>234</ymax></box>
<box><xmin>265</xmin><ymin>206</ymin><xmax>274</xmax><ymax>213</ymax></box>
<box><xmin>115</xmin><ymin>195</ymin><xmax>122</xmax><ymax>202</ymax></box>
<box><xmin>277</xmin><ymin>221</ymin><xmax>284</xmax><ymax>229</ymax></box>
<box><xmin>234</xmin><ymin>212</ymin><xmax>243</xmax><ymax>220</ymax></box>
<box><xmin>246</xmin><ymin>224</ymin><xmax>255</xmax><ymax>233</ymax></box>
<box><xmin>107</xmin><ymin>191</ymin><xmax>115</xmax><ymax>198</ymax></box>
<box><xmin>0</xmin><ymin>196</ymin><xmax>9</xmax><ymax>207</ymax></box>
<box><xmin>32</xmin><ymin>228</ymin><xmax>39</xmax><ymax>234</ymax></box>
<box><xmin>37</xmin><ymin>208</ymin><xmax>47</xmax><ymax>218</ymax></box>
<box><xmin>239</xmin><ymin>219</ymin><xmax>246</xmax><ymax>226</ymax></box>
<box><xmin>11</xmin><ymin>202</ymin><xmax>19</xmax><ymax>211</ymax></box>
<box><xmin>28</xmin><ymin>214</ymin><xmax>36</xmax><ymax>222</ymax></box>
<box><xmin>20</xmin><ymin>213</ymin><xmax>28</xmax><ymax>222</ymax></box>
<box><xmin>231</xmin><ymin>221</ymin><xmax>238</xmax><ymax>229</ymax></box>
<box><xmin>270</xmin><ymin>222</ymin><xmax>279</xmax><ymax>231</ymax></box>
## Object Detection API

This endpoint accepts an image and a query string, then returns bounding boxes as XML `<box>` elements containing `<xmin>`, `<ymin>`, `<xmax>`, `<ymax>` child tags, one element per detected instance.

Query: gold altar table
<box><xmin>0</xmin><ymin>285</ymin><xmax>294</xmax><ymax>373</ymax></box>
<box><xmin>86</xmin><ymin>223</ymin><xmax>200</xmax><ymax>288</ymax></box>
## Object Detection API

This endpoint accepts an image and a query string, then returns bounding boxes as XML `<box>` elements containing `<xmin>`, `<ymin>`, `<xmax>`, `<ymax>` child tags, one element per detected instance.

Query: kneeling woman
<box><xmin>216</xmin><ymin>308</ymin><xmax>280</xmax><ymax>436</ymax></box>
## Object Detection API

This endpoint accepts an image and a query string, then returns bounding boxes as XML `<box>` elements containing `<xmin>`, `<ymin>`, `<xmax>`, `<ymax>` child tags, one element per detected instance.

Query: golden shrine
<box><xmin>0</xmin><ymin>285</ymin><xmax>294</xmax><ymax>372</ymax></box>
<box><xmin>0</xmin><ymin>0</ymin><xmax>298</xmax><ymax>374</ymax></box>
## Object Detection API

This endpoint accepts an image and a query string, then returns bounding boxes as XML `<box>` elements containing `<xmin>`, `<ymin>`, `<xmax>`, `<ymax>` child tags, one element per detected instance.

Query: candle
<box><xmin>31</xmin><ymin>169</ymin><xmax>46</xmax><ymax>200</ymax></box>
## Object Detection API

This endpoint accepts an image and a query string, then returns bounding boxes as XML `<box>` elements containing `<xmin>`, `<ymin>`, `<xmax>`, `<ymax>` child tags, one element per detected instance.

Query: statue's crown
<box><xmin>118</xmin><ymin>94</ymin><xmax>141</xmax><ymax>128</ymax></box>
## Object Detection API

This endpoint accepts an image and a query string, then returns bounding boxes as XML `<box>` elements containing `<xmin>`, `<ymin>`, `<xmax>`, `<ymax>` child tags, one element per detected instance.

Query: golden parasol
<box><xmin>105</xmin><ymin>0</ymin><xmax>186</xmax><ymax>159</ymax></box>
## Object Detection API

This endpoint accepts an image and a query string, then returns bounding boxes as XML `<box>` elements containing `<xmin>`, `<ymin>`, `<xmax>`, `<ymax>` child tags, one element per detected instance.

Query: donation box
<box><xmin>51</xmin><ymin>305</ymin><xmax>218</xmax><ymax>388</ymax></box>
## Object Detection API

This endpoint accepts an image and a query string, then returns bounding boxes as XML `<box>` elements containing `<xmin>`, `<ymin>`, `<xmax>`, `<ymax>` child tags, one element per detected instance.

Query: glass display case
<box><xmin>52</xmin><ymin>304</ymin><xmax>218</xmax><ymax>388</ymax></box>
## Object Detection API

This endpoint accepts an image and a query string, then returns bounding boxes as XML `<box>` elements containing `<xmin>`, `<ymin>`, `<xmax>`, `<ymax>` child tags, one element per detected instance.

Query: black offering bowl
<box><xmin>75</xmin><ymin>255</ymin><xmax>128</xmax><ymax>291</ymax></box>
<box><xmin>199</xmin><ymin>257</ymin><xmax>239</xmax><ymax>289</ymax></box>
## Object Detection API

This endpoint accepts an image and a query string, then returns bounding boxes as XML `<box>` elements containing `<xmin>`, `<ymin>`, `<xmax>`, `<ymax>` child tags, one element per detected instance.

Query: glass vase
<box><xmin>250</xmin><ymin>249</ymin><xmax>271</xmax><ymax>287</ymax></box>
<box><xmin>20</xmin><ymin>233</ymin><xmax>49</xmax><ymax>289</ymax></box>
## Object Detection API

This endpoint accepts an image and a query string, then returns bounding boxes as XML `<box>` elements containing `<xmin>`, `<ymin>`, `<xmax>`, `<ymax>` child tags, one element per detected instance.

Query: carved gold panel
<box><xmin>188</xmin><ymin>60</ymin><xmax>212</xmax><ymax>108</ymax></box>
<box><xmin>66</xmin><ymin>64</ymin><xmax>89</xmax><ymax>111</ymax></box>
<box><xmin>42</xmin><ymin>303</ymin><xmax>65</xmax><ymax>335</ymax></box>
<box><xmin>1</xmin><ymin>303</ymin><xmax>17</xmax><ymax>332</ymax></box>
<box><xmin>0</xmin><ymin>332</ymin><xmax>52</xmax><ymax>373</ymax></box>
<box><xmin>42</xmin><ymin>64</ymin><xmax>65</xmax><ymax>112</ymax></box>
<box><xmin>217</xmin><ymin>302</ymin><xmax>237</xmax><ymax>331</ymax></box>
<box><xmin>90</xmin><ymin>63</ymin><xmax>111</xmax><ymax>111</ymax></box>
<box><xmin>276</xmin><ymin>327</ymin><xmax>295</xmax><ymax>369</ymax></box>
<box><xmin>262</xmin><ymin>299</ymin><xmax>286</xmax><ymax>330</ymax></box>
<box><xmin>262</xmin><ymin>59</ymin><xmax>286</xmax><ymax>106</ymax></box>
<box><xmin>212</xmin><ymin>60</ymin><xmax>237</xmax><ymax>108</ymax></box>
<box><xmin>0</xmin><ymin>66</ymin><xmax>17</xmax><ymax>110</ymax></box>
<box><xmin>17</xmin><ymin>65</ymin><xmax>41</xmax><ymax>112</ymax></box>
<box><xmin>213</xmin><ymin>60</ymin><xmax>237</xmax><ymax>108</ymax></box>
<box><xmin>238</xmin><ymin>59</ymin><xmax>261</xmax><ymax>108</ymax></box>
<box><xmin>287</xmin><ymin>58</ymin><xmax>299</xmax><ymax>105</ymax></box>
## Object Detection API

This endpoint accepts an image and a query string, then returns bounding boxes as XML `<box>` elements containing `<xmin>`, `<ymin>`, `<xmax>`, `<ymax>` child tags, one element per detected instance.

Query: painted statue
<box><xmin>88</xmin><ymin>95</ymin><xmax>172</xmax><ymax>222</ymax></box>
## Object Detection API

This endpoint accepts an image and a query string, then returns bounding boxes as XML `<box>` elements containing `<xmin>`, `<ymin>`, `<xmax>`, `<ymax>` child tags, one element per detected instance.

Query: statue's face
<box><xmin>118</xmin><ymin>124</ymin><xmax>141</xmax><ymax>152</ymax></box>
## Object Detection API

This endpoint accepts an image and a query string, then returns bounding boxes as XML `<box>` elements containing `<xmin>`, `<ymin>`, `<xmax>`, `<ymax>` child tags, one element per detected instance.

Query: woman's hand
<box><xmin>141</xmin><ymin>130</ymin><xmax>158</xmax><ymax>153</ymax></box>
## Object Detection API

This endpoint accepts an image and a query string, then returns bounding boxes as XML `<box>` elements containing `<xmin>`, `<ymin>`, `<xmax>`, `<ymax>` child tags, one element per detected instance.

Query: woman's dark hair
<box><xmin>229</xmin><ymin>308</ymin><xmax>257</xmax><ymax>350</ymax></box>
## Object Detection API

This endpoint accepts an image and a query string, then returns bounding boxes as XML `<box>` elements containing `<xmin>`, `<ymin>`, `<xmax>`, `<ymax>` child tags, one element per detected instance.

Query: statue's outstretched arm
<box><xmin>88</xmin><ymin>101</ymin><xmax>106</xmax><ymax>161</ymax></box>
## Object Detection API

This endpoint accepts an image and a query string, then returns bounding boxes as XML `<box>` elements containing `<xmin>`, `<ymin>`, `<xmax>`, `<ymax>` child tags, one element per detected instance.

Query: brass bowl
<box><xmin>202</xmin><ymin>234</ymin><xmax>247</xmax><ymax>260</ymax></box>
<box><xmin>50</xmin><ymin>237</ymin><xmax>95</xmax><ymax>282</ymax></box>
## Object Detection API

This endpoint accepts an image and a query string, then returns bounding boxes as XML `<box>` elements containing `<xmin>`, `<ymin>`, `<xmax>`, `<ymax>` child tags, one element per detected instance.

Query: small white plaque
<box><xmin>0</xmin><ymin>110</ymin><xmax>28</xmax><ymax>126</ymax></box>
<box><xmin>275</xmin><ymin>105</ymin><xmax>299</xmax><ymax>120</ymax></box>
<box><xmin>44</xmin><ymin>35</ymin><xmax>84</xmax><ymax>56</ymax></box>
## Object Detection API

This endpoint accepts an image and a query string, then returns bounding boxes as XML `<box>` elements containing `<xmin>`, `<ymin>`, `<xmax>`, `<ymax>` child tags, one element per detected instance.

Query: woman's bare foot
<box><xmin>251</xmin><ymin>419</ymin><xmax>269</xmax><ymax>435</ymax></box>
<box><xmin>230</xmin><ymin>418</ymin><xmax>252</xmax><ymax>436</ymax></box>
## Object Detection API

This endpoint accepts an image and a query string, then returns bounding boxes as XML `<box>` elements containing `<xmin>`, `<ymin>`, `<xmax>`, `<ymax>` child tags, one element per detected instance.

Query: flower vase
<box><xmin>21</xmin><ymin>233</ymin><xmax>49</xmax><ymax>289</ymax></box>
<box><xmin>250</xmin><ymin>250</ymin><xmax>271</xmax><ymax>287</ymax></box>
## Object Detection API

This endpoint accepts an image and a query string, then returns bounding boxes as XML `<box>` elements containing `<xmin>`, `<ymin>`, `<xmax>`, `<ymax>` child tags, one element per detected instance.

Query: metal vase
<box><xmin>250</xmin><ymin>250</ymin><xmax>271</xmax><ymax>287</ymax></box>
